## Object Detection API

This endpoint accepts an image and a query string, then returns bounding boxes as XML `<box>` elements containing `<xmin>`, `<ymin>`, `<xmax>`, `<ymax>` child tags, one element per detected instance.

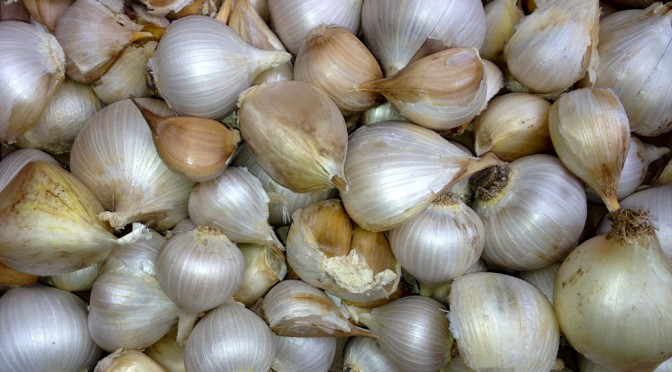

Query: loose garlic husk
<box><xmin>342</xmin><ymin>337</ymin><xmax>403</xmax><ymax>372</ymax></box>
<box><xmin>549</xmin><ymin>87</ymin><xmax>631</xmax><ymax>212</ymax></box>
<box><xmin>0</xmin><ymin>21</ymin><xmax>65</xmax><ymax>144</ymax></box>
<box><xmin>595</xmin><ymin>3</ymin><xmax>672</xmax><ymax>136</ymax></box>
<box><xmin>132</xmin><ymin>98</ymin><xmax>240</xmax><ymax>182</ymax></box>
<box><xmin>286</xmin><ymin>199</ymin><xmax>401</xmax><ymax>303</ymax></box>
<box><xmin>70</xmin><ymin>98</ymin><xmax>195</xmax><ymax>231</ymax></box>
<box><xmin>555</xmin><ymin>208</ymin><xmax>672</xmax><ymax>370</ymax></box>
<box><xmin>147</xmin><ymin>15</ymin><xmax>291</xmax><ymax>119</ymax></box>
<box><xmin>355</xmin><ymin>48</ymin><xmax>487</xmax><ymax>131</ymax></box>
<box><xmin>359</xmin><ymin>296</ymin><xmax>453</xmax><ymax>372</ymax></box>
<box><xmin>260</xmin><ymin>279</ymin><xmax>374</xmax><ymax>337</ymax></box>
<box><xmin>295</xmin><ymin>26</ymin><xmax>382</xmax><ymax>114</ymax></box>
<box><xmin>188</xmin><ymin>166</ymin><xmax>283</xmax><ymax>248</ymax></box>
<box><xmin>0</xmin><ymin>161</ymin><xmax>149</xmax><ymax>276</ymax></box>
<box><xmin>234</xmin><ymin>243</ymin><xmax>287</xmax><ymax>306</ymax></box>
<box><xmin>388</xmin><ymin>192</ymin><xmax>484</xmax><ymax>295</ymax></box>
<box><xmin>470</xmin><ymin>155</ymin><xmax>587</xmax><ymax>271</ymax></box>
<box><xmin>473</xmin><ymin>92</ymin><xmax>552</xmax><ymax>161</ymax></box>
<box><xmin>0</xmin><ymin>148</ymin><xmax>58</xmax><ymax>192</ymax></box>
<box><xmin>504</xmin><ymin>0</ymin><xmax>599</xmax><ymax>94</ymax></box>
<box><xmin>272</xmin><ymin>335</ymin><xmax>337</xmax><ymax>372</ymax></box>
<box><xmin>95</xmin><ymin>350</ymin><xmax>167</xmax><ymax>372</ymax></box>
<box><xmin>449</xmin><ymin>273</ymin><xmax>559</xmax><ymax>371</ymax></box>
<box><xmin>145</xmin><ymin>328</ymin><xmax>186</xmax><ymax>372</ymax></box>
<box><xmin>16</xmin><ymin>78</ymin><xmax>102</xmax><ymax>154</ymax></box>
<box><xmin>41</xmin><ymin>261</ymin><xmax>102</xmax><ymax>292</ymax></box>
<box><xmin>480</xmin><ymin>0</ymin><xmax>523</xmax><ymax>63</ymax></box>
<box><xmin>185</xmin><ymin>300</ymin><xmax>276</xmax><ymax>372</ymax></box>
<box><xmin>156</xmin><ymin>225</ymin><xmax>245</xmax><ymax>344</ymax></box>
<box><xmin>268</xmin><ymin>0</ymin><xmax>362</xmax><ymax>55</ymax></box>
<box><xmin>238</xmin><ymin>80</ymin><xmax>349</xmax><ymax>193</ymax></box>
<box><xmin>519</xmin><ymin>263</ymin><xmax>560</xmax><ymax>304</ymax></box>
<box><xmin>341</xmin><ymin>121</ymin><xmax>503</xmax><ymax>232</ymax></box>
<box><xmin>92</xmin><ymin>42</ymin><xmax>157</xmax><ymax>105</ymax></box>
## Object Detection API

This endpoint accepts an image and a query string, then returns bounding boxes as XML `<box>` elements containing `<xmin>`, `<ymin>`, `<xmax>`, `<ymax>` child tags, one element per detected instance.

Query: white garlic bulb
<box><xmin>342</xmin><ymin>337</ymin><xmax>403</xmax><ymax>372</ymax></box>
<box><xmin>272</xmin><ymin>335</ymin><xmax>337</xmax><ymax>372</ymax></box>
<box><xmin>0</xmin><ymin>148</ymin><xmax>58</xmax><ymax>193</ymax></box>
<box><xmin>92</xmin><ymin>42</ymin><xmax>157</xmax><ymax>105</ymax></box>
<box><xmin>449</xmin><ymin>272</ymin><xmax>560</xmax><ymax>371</ymax></box>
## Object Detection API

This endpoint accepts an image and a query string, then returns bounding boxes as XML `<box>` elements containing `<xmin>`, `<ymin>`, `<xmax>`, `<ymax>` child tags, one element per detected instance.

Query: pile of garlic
<box><xmin>1</xmin><ymin>0</ymin><xmax>672</xmax><ymax>370</ymax></box>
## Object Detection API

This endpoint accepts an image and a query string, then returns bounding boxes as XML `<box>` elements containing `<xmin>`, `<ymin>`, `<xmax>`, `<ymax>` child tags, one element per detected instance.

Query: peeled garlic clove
<box><xmin>0</xmin><ymin>161</ymin><xmax>149</xmax><ymax>276</ymax></box>
<box><xmin>449</xmin><ymin>272</ymin><xmax>559</xmax><ymax>370</ymax></box>
<box><xmin>272</xmin><ymin>335</ymin><xmax>337</xmax><ymax>372</ymax></box>
<box><xmin>342</xmin><ymin>336</ymin><xmax>403</xmax><ymax>372</ymax></box>
<box><xmin>549</xmin><ymin>87</ymin><xmax>631</xmax><ymax>212</ymax></box>
<box><xmin>473</xmin><ymin>92</ymin><xmax>552</xmax><ymax>161</ymax></box>
<box><xmin>389</xmin><ymin>192</ymin><xmax>484</xmax><ymax>294</ymax></box>
<box><xmin>595</xmin><ymin>3</ymin><xmax>672</xmax><ymax>136</ymax></box>
<box><xmin>341</xmin><ymin>121</ymin><xmax>503</xmax><ymax>232</ymax></box>
<box><xmin>234</xmin><ymin>243</ymin><xmax>287</xmax><ymax>306</ymax></box>
<box><xmin>144</xmin><ymin>328</ymin><xmax>186</xmax><ymax>372</ymax></box>
<box><xmin>261</xmin><ymin>279</ymin><xmax>374</xmax><ymax>337</ymax></box>
<box><xmin>70</xmin><ymin>98</ymin><xmax>195</xmax><ymax>231</ymax></box>
<box><xmin>95</xmin><ymin>350</ymin><xmax>167</xmax><ymax>372</ymax></box>
<box><xmin>0</xmin><ymin>148</ymin><xmax>58</xmax><ymax>193</ymax></box>
<box><xmin>355</xmin><ymin>48</ymin><xmax>487</xmax><ymax>131</ymax></box>
<box><xmin>0</xmin><ymin>21</ymin><xmax>65</xmax><ymax>144</ymax></box>
<box><xmin>41</xmin><ymin>260</ymin><xmax>102</xmax><ymax>292</ymax></box>
<box><xmin>132</xmin><ymin>98</ymin><xmax>240</xmax><ymax>182</ymax></box>
<box><xmin>518</xmin><ymin>263</ymin><xmax>560</xmax><ymax>305</ymax></box>
<box><xmin>359</xmin><ymin>296</ymin><xmax>452</xmax><ymax>372</ymax></box>
<box><xmin>295</xmin><ymin>26</ymin><xmax>383</xmax><ymax>114</ymax></box>
<box><xmin>185</xmin><ymin>300</ymin><xmax>276</xmax><ymax>372</ymax></box>
<box><xmin>16</xmin><ymin>78</ymin><xmax>102</xmax><ymax>154</ymax></box>
<box><xmin>504</xmin><ymin>0</ymin><xmax>599</xmax><ymax>94</ymax></box>
<box><xmin>188</xmin><ymin>166</ymin><xmax>282</xmax><ymax>248</ymax></box>
<box><xmin>92</xmin><ymin>42</ymin><xmax>157</xmax><ymax>105</ymax></box>
<box><xmin>238</xmin><ymin>80</ymin><xmax>349</xmax><ymax>193</ymax></box>
<box><xmin>147</xmin><ymin>15</ymin><xmax>291</xmax><ymax>119</ymax></box>
<box><xmin>269</xmin><ymin>0</ymin><xmax>362</xmax><ymax>55</ymax></box>
<box><xmin>480</xmin><ymin>0</ymin><xmax>524</xmax><ymax>63</ymax></box>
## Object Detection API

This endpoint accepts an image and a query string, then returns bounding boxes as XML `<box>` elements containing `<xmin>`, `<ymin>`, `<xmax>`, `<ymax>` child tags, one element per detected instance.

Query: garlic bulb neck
<box><xmin>607</xmin><ymin>208</ymin><xmax>656</xmax><ymax>244</ymax></box>
<box><xmin>470</xmin><ymin>163</ymin><xmax>511</xmax><ymax>202</ymax></box>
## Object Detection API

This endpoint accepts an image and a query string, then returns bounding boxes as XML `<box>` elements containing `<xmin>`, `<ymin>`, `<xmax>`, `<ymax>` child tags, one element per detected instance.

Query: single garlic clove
<box><xmin>342</xmin><ymin>336</ymin><xmax>404</xmax><ymax>372</ymax></box>
<box><xmin>41</xmin><ymin>260</ymin><xmax>103</xmax><ymax>292</ymax></box>
<box><xmin>137</xmin><ymin>0</ymin><xmax>192</xmax><ymax>16</ymax></box>
<box><xmin>0</xmin><ymin>263</ymin><xmax>39</xmax><ymax>287</ymax></box>
<box><xmin>92</xmin><ymin>42</ymin><xmax>158</xmax><ymax>105</ymax></box>
<box><xmin>359</xmin><ymin>101</ymin><xmax>408</xmax><ymax>126</ymax></box>
<box><xmin>272</xmin><ymin>335</ymin><xmax>337</xmax><ymax>372</ymax></box>
<box><xmin>0</xmin><ymin>148</ymin><xmax>59</xmax><ymax>193</ymax></box>
<box><xmin>518</xmin><ymin>263</ymin><xmax>561</xmax><ymax>305</ymax></box>
<box><xmin>94</xmin><ymin>349</ymin><xmax>167</xmax><ymax>372</ymax></box>
<box><xmin>480</xmin><ymin>0</ymin><xmax>524</xmax><ymax>64</ymax></box>
<box><xmin>234</xmin><ymin>243</ymin><xmax>287</xmax><ymax>306</ymax></box>
<box><xmin>238</xmin><ymin>80</ymin><xmax>349</xmax><ymax>193</ymax></box>
<box><xmin>22</xmin><ymin>0</ymin><xmax>73</xmax><ymax>32</ymax></box>
<box><xmin>144</xmin><ymin>328</ymin><xmax>186</xmax><ymax>372</ymax></box>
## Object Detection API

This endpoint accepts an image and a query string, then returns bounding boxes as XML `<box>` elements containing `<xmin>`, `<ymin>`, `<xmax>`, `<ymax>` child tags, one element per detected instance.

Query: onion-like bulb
<box><xmin>272</xmin><ymin>335</ymin><xmax>337</xmax><ymax>372</ymax></box>
<box><xmin>555</xmin><ymin>208</ymin><xmax>672</xmax><ymax>370</ymax></box>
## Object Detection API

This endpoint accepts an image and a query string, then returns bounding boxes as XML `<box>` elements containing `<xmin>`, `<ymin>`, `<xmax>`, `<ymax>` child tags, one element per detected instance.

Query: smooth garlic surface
<box><xmin>271</xmin><ymin>335</ymin><xmax>336</xmax><ymax>372</ymax></box>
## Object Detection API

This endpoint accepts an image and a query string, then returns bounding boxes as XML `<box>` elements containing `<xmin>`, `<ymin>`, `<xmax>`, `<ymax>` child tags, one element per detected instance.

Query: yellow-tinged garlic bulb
<box><xmin>92</xmin><ymin>42</ymin><xmax>157</xmax><ymax>105</ymax></box>
<box><xmin>480</xmin><ymin>0</ymin><xmax>524</xmax><ymax>63</ymax></box>
<box><xmin>234</xmin><ymin>243</ymin><xmax>287</xmax><ymax>306</ymax></box>
<box><xmin>238</xmin><ymin>80</ymin><xmax>349</xmax><ymax>193</ymax></box>
<box><xmin>22</xmin><ymin>0</ymin><xmax>73</xmax><ymax>32</ymax></box>
<box><xmin>549</xmin><ymin>87</ymin><xmax>631</xmax><ymax>212</ymax></box>
<box><xmin>94</xmin><ymin>350</ymin><xmax>167</xmax><ymax>372</ymax></box>
<box><xmin>504</xmin><ymin>0</ymin><xmax>600</xmax><ymax>94</ymax></box>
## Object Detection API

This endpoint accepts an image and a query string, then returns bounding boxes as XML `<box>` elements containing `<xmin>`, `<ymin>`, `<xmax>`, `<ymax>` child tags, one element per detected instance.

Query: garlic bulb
<box><xmin>156</xmin><ymin>225</ymin><xmax>245</xmax><ymax>343</ymax></box>
<box><xmin>480</xmin><ymin>0</ymin><xmax>523</xmax><ymax>63</ymax></box>
<box><xmin>0</xmin><ymin>285</ymin><xmax>102</xmax><ymax>372</ymax></box>
<box><xmin>0</xmin><ymin>263</ymin><xmax>39</xmax><ymax>287</ymax></box>
<box><xmin>16</xmin><ymin>78</ymin><xmax>102</xmax><ymax>154</ymax></box>
<box><xmin>361</xmin><ymin>0</ymin><xmax>486</xmax><ymax>75</ymax></box>
<box><xmin>41</xmin><ymin>261</ymin><xmax>102</xmax><ymax>292</ymax></box>
<box><xmin>470</xmin><ymin>155</ymin><xmax>587</xmax><ymax>271</ymax></box>
<box><xmin>555</xmin><ymin>208</ymin><xmax>672</xmax><ymax>370</ymax></box>
<box><xmin>449</xmin><ymin>272</ymin><xmax>559</xmax><ymax>371</ymax></box>
<box><xmin>185</xmin><ymin>300</ymin><xmax>276</xmax><ymax>372</ymax></box>
<box><xmin>234</xmin><ymin>243</ymin><xmax>287</xmax><ymax>306</ymax></box>
<box><xmin>238</xmin><ymin>80</ymin><xmax>349</xmax><ymax>193</ymax></box>
<box><xmin>92</xmin><ymin>42</ymin><xmax>157</xmax><ymax>105</ymax></box>
<box><xmin>359</xmin><ymin>296</ymin><xmax>452</xmax><ymax>372</ymax></box>
<box><xmin>268</xmin><ymin>0</ymin><xmax>362</xmax><ymax>55</ymax></box>
<box><xmin>360</xmin><ymin>102</ymin><xmax>408</xmax><ymax>126</ymax></box>
<box><xmin>0</xmin><ymin>148</ymin><xmax>58</xmax><ymax>193</ymax></box>
<box><xmin>549</xmin><ymin>88</ymin><xmax>631</xmax><ymax>212</ymax></box>
<box><xmin>286</xmin><ymin>199</ymin><xmax>401</xmax><ymax>303</ymax></box>
<box><xmin>147</xmin><ymin>15</ymin><xmax>291</xmax><ymax>119</ymax></box>
<box><xmin>342</xmin><ymin>337</ymin><xmax>403</xmax><ymax>372</ymax></box>
<box><xmin>272</xmin><ymin>335</ymin><xmax>337</xmax><ymax>372</ymax></box>
<box><xmin>355</xmin><ymin>48</ymin><xmax>487</xmax><ymax>131</ymax></box>
<box><xmin>473</xmin><ymin>93</ymin><xmax>552</xmax><ymax>161</ymax></box>
<box><xmin>145</xmin><ymin>328</ymin><xmax>186</xmax><ymax>372</ymax></box>
<box><xmin>95</xmin><ymin>350</ymin><xmax>167</xmax><ymax>372</ymax></box>
<box><xmin>233</xmin><ymin>143</ymin><xmax>336</xmax><ymax>226</ymax></box>
<box><xmin>89</xmin><ymin>230</ymin><xmax>180</xmax><ymax>352</ymax></box>
<box><xmin>22</xmin><ymin>0</ymin><xmax>73</xmax><ymax>32</ymax></box>
<box><xmin>388</xmin><ymin>192</ymin><xmax>484</xmax><ymax>294</ymax></box>
<box><xmin>70</xmin><ymin>98</ymin><xmax>195</xmax><ymax>231</ymax></box>
<box><xmin>518</xmin><ymin>263</ymin><xmax>560</xmax><ymax>304</ymax></box>
<box><xmin>188</xmin><ymin>166</ymin><xmax>282</xmax><ymax>248</ymax></box>
<box><xmin>504</xmin><ymin>0</ymin><xmax>599</xmax><ymax>94</ymax></box>
<box><xmin>0</xmin><ymin>161</ymin><xmax>149</xmax><ymax>276</ymax></box>
<box><xmin>595</xmin><ymin>3</ymin><xmax>672</xmax><ymax>136</ymax></box>
<box><xmin>0</xmin><ymin>21</ymin><xmax>65</xmax><ymax>144</ymax></box>
<box><xmin>295</xmin><ymin>26</ymin><xmax>382</xmax><ymax>114</ymax></box>
<box><xmin>341</xmin><ymin>121</ymin><xmax>503</xmax><ymax>232</ymax></box>
<box><xmin>261</xmin><ymin>279</ymin><xmax>374</xmax><ymax>337</ymax></box>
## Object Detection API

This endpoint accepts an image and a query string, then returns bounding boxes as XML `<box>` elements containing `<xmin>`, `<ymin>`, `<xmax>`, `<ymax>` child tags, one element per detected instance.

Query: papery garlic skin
<box><xmin>449</xmin><ymin>272</ymin><xmax>559</xmax><ymax>371</ymax></box>
<box><xmin>0</xmin><ymin>148</ymin><xmax>58</xmax><ymax>193</ymax></box>
<box><xmin>0</xmin><ymin>21</ymin><xmax>65</xmax><ymax>144</ymax></box>
<box><xmin>94</xmin><ymin>349</ymin><xmax>167</xmax><ymax>372</ymax></box>
<box><xmin>481</xmin><ymin>0</ymin><xmax>523</xmax><ymax>63</ymax></box>
<box><xmin>342</xmin><ymin>337</ymin><xmax>403</xmax><ymax>372</ymax></box>
<box><xmin>93</xmin><ymin>42</ymin><xmax>157</xmax><ymax>105</ymax></box>
<box><xmin>272</xmin><ymin>335</ymin><xmax>337</xmax><ymax>372</ymax></box>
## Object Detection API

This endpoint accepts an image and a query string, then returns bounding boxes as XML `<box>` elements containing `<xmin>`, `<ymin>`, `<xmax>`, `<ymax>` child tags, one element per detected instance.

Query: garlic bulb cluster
<box><xmin>342</xmin><ymin>337</ymin><xmax>403</xmax><ymax>372</ymax></box>
<box><xmin>94</xmin><ymin>350</ymin><xmax>167</xmax><ymax>372</ymax></box>
<box><xmin>235</xmin><ymin>243</ymin><xmax>287</xmax><ymax>306</ymax></box>
<box><xmin>272</xmin><ymin>335</ymin><xmax>336</xmax><ymax>372</ymax></box>
<box><xmin>92</xmin><ymin>41</ymin><xmax>157</xmax><ymax>104</ymax></box>
<box><xmin>0</xmin><ymin>148</ymin><xmax>58</xmax><ymax>192</ymax></box>
<box><xmin>0</xmin><ymin>21</ymin><xmax>65</xmax><ymax>144</ymax></box>
<box><xmin>449</xmin><ymin>272</ymin><xmax>560</xmax><ymax>371</ymax></box>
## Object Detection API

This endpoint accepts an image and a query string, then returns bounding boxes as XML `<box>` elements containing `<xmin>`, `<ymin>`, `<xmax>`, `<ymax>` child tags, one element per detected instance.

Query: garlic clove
<box><xmin>94</xmin><ymin>349</ymin><xmax>167</xmax><ymax>372</ymax></box>
<box><xmin>342</xmin><ymin>337</ymin><xmax>404</xmax><ymax>372</ymax></box>
<box><xmin>0</xmin><ymin>263</ymin><xmax>39</xmax><ymax>287</ymax></box>
<box><xmin>234</xmin><ymin>243</ymin><xmax>287</xmax><ymax>306</ymax></box>
<box><xmin>482</xmin><ymin>59</ymin><xmax>504</xmax><ymax>105</ymax></box>
<box><xmin>92</xmin><ymin>42</ymin><xmax>158</xmax><ymax>105</ymax></box>
<box><xmin>0</xmin><ymin>148</ymin><xmax>59</xmax><ymax>193</ymax></box>
<box><xmin>480</xmin><ymin>0</ymin><xmax>524</xmax><ymax>64</ymax></box>
<box><xmin>138</xmin><ymin>0</ymin><xmax>192</xmax><ymax>16</ymax></box>
<box><xmin>41</xmin><ymin>260</ymin><xmax>103</xmax><ymax>292</ymax></box>
<box><xmin>132</xmin><ymin>98</ymin><xmax>240</xmax><ymax>182</ymax></box>
<box><xmin>359</xmin><ymin>101</ymin><xmax>408</xmax><ymax>126</ymax></box>
<box><xmin>272</xmin><ymin>335</ymin><xmax>337</xmax><ymax>372</ymax></box>
<box><xmin>238</xmin><ymin>80</ymin><xmax>349</xmax><ymax>193</ymax></box>
<box><xmin>144</xmin><ymin>328</ymin><xmax>186</xmax><ymax>372</ymax></box>
<box><xmin>22</xmin><ymin>0</ymin><xmax>74</xmax><ymax>32</ymax></box>
<box><xmin>167</xmin><ymin>0</ymin><xmax>220</xmax><ymax>19</ymax></box>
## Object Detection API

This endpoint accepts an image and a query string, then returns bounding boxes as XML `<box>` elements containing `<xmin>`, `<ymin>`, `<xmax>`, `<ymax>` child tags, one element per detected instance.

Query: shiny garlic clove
<box><xmin>480</xmin><ymin>0</ymin><xmax>523</xmax><ymax>64</ymax></box>
<box><xmin>286</xmin><ymin>199</ymin><xmax>401</xmax><ymax>303</ymax></box>
<box><xmin>94</xmin><ymin>350</ymin><xmax>167</xmax><ymax>372</ymax></box>
<box><xmin>22</xmin><ymin>0</ymin><xmax>73</xmax><ymax>32</ymax></box>
<box><xmin>295</xmin><ymin>26</ymin><xmax>383</xmax><ymax>114</ymax></box>
<box><xmin>272</xmin><ymin>335</ymin><xmax>337</xmax><ymax>372</ymax></box>
<box><xmin>0</xmin><ymin>263</ymin><xmax>39</xmax><ymax>287</ymax></box>
<box><xmin>518</xmin><ymin>263</ymin><xmax>560</xmax><ymax>305</ymax></box>
<box><xmin>132</xmin><ymin>98</ymin><xmax>240</xmax><ymax>182</ymax></box>
<box><xmin>359</xmin><ymin>102</ymin><xmax>408</xmax><ymax>126</ymax></box>
<box><xmin>0</xmin><ymin>148</ymin><xmax>58</xmax><ymax>193</ymax></box>
<box><xmin>342</xmin><ymin>336</ymin><xmax>403</xmax><ymax>372</ymax></box>
<box><xmin>341</xmin><ymin>121</ymin><xmax>503</xmax><ymax>232</ymax></box>
<box><xmin>92</xmin><ymin>42</ymin><xmax>158</xmax><ymax>105</ymax></box>
<box><xmin>144</xmin><ymin>328</ymin><xmax>186</xmax><ymax>372</ymax></box>
<box><xmin>0</xmin><ymin>21</ymin><xmax>65</xmax><ymax>144</ymax></box>
<box><xmin>355</xmin><ymin>48</ymin><xmax>487</xmax><ymax>131</ymax></box>
<box><xmin>504</xmin><ymin>0</ymin><xmax>599</xmax><ymax>94</ymax></box>
<box><xmin>549</xmin><ymin>87</ymin><xmax>631</xmax><ymax>212</ymax></box>
<box><xmin>238</xmin><ymin>80</ymin><xmax>349</xmax><ymax>193</ymax></box>
<box><xmin>234</xmin><ymin>243</ymin><xmax>287</xmax><ymax>306</ymax></box>
<box><xmin>41</xmin><ymin>261</ymin><xmax>103</xmax><ymax>292</ymax></box>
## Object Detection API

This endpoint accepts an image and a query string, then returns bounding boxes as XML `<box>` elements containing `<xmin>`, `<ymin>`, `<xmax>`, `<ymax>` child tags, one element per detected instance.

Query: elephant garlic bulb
<box><xmin>449</xmin><ymin>272</ymin><xmax>560</xmax><ymax>371</ymax></box>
